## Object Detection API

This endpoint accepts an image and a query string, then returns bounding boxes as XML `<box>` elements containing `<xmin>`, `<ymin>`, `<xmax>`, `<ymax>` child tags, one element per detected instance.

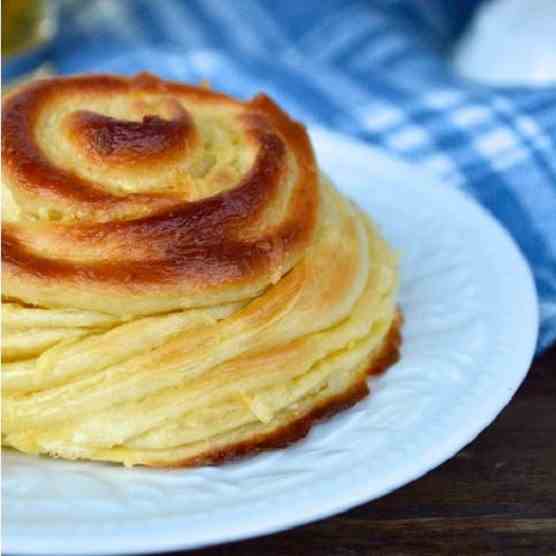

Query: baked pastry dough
<box><xmin>1</xmin><ymin>73</ymin><xmax>401</xmax><ymax>467</ymax></box>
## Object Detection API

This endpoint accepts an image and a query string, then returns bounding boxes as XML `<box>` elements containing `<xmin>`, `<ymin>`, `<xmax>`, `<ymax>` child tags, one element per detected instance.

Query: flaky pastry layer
<box><xmin>2</xmin><ymin>74</ymin><xmax>401</xmax><ymax>467</ymax></box>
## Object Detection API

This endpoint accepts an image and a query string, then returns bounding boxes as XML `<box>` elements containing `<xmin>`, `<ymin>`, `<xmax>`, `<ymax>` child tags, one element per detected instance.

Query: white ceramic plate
<box><xmin>2</xmin><ymin>127</ymin><xmax>538</xmax><ymax>556</ymax></box>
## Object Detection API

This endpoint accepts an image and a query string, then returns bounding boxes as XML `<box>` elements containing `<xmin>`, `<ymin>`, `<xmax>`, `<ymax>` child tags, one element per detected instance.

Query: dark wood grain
<box><xmin>167</xmin><ymin>344</ymin><xmax>556</xmax><ymax>556</ymax></box>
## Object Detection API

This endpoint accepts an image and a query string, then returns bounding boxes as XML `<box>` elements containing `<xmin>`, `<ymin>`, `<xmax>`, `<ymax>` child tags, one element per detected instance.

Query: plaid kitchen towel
<box><xmin>8</xmin><ymin>0</ymin><xmax>556</xmax><ymax>351</ymax></box>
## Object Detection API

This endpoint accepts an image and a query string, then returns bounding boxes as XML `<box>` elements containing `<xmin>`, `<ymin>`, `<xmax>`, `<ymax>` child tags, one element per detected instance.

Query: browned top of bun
<box><xmin>2</xmin><ymin>73</ymin><xmax>318</xmax><ymax>315</ymax></box>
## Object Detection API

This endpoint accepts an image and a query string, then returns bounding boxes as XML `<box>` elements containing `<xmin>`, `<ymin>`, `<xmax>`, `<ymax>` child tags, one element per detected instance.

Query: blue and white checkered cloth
<box><xmin>9</xmin><ymin>0</ymin><xmax>556</xmax><ymax>352</ymax></box>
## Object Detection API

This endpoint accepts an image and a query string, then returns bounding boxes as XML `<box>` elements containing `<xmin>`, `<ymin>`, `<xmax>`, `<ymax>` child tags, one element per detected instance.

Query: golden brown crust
<box><xmin>148</xmin><ymin>310</ymin><xmax>402</xmax><ymax>468</ymax></box>
<box><xmin>2</xmin><ymin>73</ymin><xmax>318</xmax><ymax>314</ymax></box>
<box><xmin>64</xmin><ymin>104</ymin><xmax>195</xmax><ymax>167</ymax></box>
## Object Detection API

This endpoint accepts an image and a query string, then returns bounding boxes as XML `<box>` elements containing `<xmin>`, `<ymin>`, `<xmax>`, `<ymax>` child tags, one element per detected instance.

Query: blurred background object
<box><xmin>454</xmin><ymin>0</ymin><xmax>556</xmax><ymax>84</ymax></box>
<box><xmin>2</xmin><ymin>0</ymin><xmax>46</xmax><ymax>56</ymax></box>
<box><xmin>2</xmin><ymin>0</ymin><xmax>57</xmax><ymax>81</ymax></box>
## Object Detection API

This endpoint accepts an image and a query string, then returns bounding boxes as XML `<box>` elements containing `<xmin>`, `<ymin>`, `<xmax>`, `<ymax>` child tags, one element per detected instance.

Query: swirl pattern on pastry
<box><xmin>2</xmin><ymin>73</ymin><xmax>401</xmax><ymax>467</ymax></box>
<box><xmin>2</xmin><ymin>73</ymin><xmax>318</xmax><ymax>314</ymax></box>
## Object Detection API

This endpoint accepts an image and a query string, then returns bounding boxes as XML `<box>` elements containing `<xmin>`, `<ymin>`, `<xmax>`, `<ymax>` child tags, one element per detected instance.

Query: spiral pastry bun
<box><xmin>2</xmin><ymin>73</ymin><xmax>401</xmax><ymax>467</ymax></box>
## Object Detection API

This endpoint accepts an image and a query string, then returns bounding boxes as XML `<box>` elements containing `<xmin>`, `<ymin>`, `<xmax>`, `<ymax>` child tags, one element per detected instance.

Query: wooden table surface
<box><xmin>171</xmin><ymin>343</ymin><xmax>556</xmax><ymax>556</ymax></box>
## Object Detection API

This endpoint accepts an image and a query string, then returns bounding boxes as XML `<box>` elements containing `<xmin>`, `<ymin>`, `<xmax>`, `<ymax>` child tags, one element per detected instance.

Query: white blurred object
<box><xmin>454</xmin><ymin>0</ymin><xmax>556</xmax><ymax>85</ymax></box>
